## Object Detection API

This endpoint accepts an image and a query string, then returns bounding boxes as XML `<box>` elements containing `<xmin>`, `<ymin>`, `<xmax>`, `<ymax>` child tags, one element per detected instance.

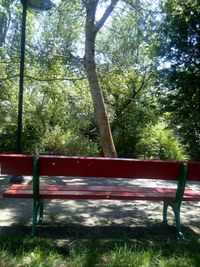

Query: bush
<box><xmin>37</xmin><ymin>126</ymin><xmax>100</xmax><ymax>156</ymax></box>
<box><xmin>0</xmin><ymin>124</ymin><xmax>17</xmax><ymax>153</ymax></box>
<box><xmin>135</xmin><ymin>121</ymin><xmax>188</xmax><ymax>160</ymax></box>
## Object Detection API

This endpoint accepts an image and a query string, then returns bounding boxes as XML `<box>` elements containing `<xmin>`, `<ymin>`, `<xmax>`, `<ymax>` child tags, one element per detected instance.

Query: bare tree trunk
<box><xmin>84</xmin><ymin>0</ymin><xmax>118</xmax><ymax>157</ymax></box>
<box><xmin>0</xmin><ymin>1</ymin><xmax>11</xmax><ymax>47</ymax></box>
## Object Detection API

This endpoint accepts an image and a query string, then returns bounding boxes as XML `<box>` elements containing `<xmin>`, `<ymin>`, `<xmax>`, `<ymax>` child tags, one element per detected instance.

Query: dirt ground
<box><xmin>0</xmin><ymin>175</ymin><xmax>199</xmax><ymax>237</ymax></box>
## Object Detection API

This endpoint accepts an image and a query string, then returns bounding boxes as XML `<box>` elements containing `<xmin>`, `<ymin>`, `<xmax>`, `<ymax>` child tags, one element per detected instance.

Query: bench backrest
<box><xmin>0</xmin><ymin>154</ymin><xmax>33</xmax><ymax>175</ymax></box>
<box><xmin>188</xmin><ymin>162</ymin><xmax>200</xmax><ymax>181</ymax></box>
<box><xmin>38</xmin><ymin>156</ymin><xmax>182</xmax><ymax>180</ymax></box>
<box><xmin>0</xmin><ymin>154</ymin><xmax>187</xmax><ymax>180</ymax></box>
<box><xmin>1</xmin><ymin>154</ymin><xmax>200</xmax><ymax>181</ymax></box>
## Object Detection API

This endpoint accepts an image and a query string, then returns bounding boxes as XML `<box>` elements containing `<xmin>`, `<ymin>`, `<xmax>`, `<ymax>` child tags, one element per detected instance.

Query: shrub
<box><xmin>37</xmin><ymin>126</ymin><xmax>100</xmax><ymax>156</ymax></box>
<box><xmin>135</xmin><ymin>121</ymin><xmax>188</xmax><ymax>160</ymax></box>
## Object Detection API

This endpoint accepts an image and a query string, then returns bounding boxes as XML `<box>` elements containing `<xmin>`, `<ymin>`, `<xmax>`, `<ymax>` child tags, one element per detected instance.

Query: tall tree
<box><xmin>83</xmin><ymin>0</ymin><xmax>118</xmax><ymax>157</ymax></box>
<box><xmin>0</xmin><ymin>0</ymin><xmax>14</xmax><ymax>46</ymax></box>
<box><xmin>155</xmin><ymin>0</ymin><xmax>200</xmax><ymax>159</ymax></box>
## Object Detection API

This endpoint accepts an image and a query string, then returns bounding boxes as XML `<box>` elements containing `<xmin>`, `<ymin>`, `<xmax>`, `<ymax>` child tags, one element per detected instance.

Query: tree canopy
<box><xmin>0</xmin><ymin>0</ymin><xmax>199</xmax><ymax>160</ymax></box>
<box><xmin>155</xmin><ymin>0</ymin><xmax>200</xmax><ymax>159</ymax></box>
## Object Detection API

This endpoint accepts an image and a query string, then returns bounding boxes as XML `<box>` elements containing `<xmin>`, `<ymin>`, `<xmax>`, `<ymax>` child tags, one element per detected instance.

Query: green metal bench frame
<box><xmin>162</xmin><ymin>162</ymin><xmax>187</xmax><ymax>239</ymax></box>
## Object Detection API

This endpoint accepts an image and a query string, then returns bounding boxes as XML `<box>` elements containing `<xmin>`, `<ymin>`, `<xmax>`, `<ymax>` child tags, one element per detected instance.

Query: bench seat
<box><xmin>3</xmin><ymin>184</ymin><xmax>200</xmax><ymax>201</ymax></box>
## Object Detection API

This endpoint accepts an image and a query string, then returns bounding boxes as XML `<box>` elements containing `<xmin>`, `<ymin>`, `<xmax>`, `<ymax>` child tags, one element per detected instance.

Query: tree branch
<box><xmin>95</xmin><ymin>0</ymin><xmax>119</xmax><ymax>34</ymax></box>
<box><xmin>0</xmin><ymin>75</ymin><xmax>19</xmax><ymax>81</ymax></box>
<box><xmin>26</xmin><ymin>75</ymin><xmax>86</xmax><ymax>82</ymax></box>
<box><xmin>0</xmin><ymin>75</ymin><xmax>86</xmax><ymax>82</ymax></box>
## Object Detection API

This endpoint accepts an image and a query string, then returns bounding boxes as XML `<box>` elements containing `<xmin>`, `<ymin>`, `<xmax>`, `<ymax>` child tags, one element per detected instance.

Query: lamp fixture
<box><xmin>21</xmin><ymin>0</ymin><xmax>54</xmax><ymax>11</ymax></box>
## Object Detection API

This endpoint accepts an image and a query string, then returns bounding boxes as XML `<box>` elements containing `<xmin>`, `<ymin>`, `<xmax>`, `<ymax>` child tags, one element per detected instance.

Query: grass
<box><xmin>0</xmin><ymin>225</ymin><xmax>199</xmax><ymax>267</ymax></box>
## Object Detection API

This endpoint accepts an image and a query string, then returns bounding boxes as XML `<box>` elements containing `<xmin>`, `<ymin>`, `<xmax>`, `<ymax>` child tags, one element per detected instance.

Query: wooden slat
<box><xmin>3</xmin><ymin>184</ymin><xmax>178</xmax><ymax>193</ymax></box>
<box><xmin>188</xmin><ymin>162</ymin><xmax>200</xmax><ymax>181</ymax></box>
<box><xmin>4</xmin><ymin>184</ymin><xmax>200</xmax><ymax>201</ymax></box>
<box><xmin>0</xmin><ymin>154</ymin><xmax>33</xmax><ymax>175</ymax></box>
<box><xmin>182</xmin><ymin>189</ymin><xmax>200</xmax><ymax>201</ymax></box>
<box><xmin>38</xmin><ymin>191</ymin><xmax>176</xmax><ymax>201</ymax></box>
<box><xmin>39</xmin><ymin>156</ymin><xmax>182</xmax><ymax>180</ymax></box>
<box><xmin>3</xmin><ymin>188</ymin><xmax>175</xmax><ymax>201</ymax></box>
<box><xmin>0</xmin><ymin>154</ymin><xmax>184</xmax><ymax>180</ymax></box>
<box><xmin>3</xmin><ymin>190</ymin><xmax>33</xmax><ymax>198</ymax></box>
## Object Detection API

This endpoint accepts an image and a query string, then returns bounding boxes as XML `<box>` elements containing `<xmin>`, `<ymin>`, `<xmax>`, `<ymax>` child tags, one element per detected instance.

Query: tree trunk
<box><xmin>0</xmin><ymin>2</ymin><xmax>11</xmax><ymax>47</ymax></box>
<box><xmin>84</xmin><ymin>0</ymin><xmax>117</xmax><ymax>157</ymax></box>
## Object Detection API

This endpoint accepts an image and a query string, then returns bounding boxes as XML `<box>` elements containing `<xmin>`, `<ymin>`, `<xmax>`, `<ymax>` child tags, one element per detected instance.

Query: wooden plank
<box><xmin>0</xmin><ymin>154</ymin><xmax>184</xmax><ymax>180</ymax></box>
<box><xmin>3</xmin><ymin>184</ymin><xmax>185</xmax><ymax>194</ymax></box>
<box><xmin>0</xmin><ymin>154</ymin><xmax>33</xmax><ymax>175</ymax></box>
<box><xmin>3</xmin><ymin>189</ymin><xmax>33</xmax><ymax>198</ymax></box>
<box><xmin>39</xmin><ymin>191</ymin><xmax>176</xmax><ymax>201</ymax></box>
<box><xmin>3</xmin><ymin>189</ymin><xmax>175</xmax><ymax>201</ymax></box>
<box><xmin>39</xmin><ymin>156</ymin><xmax>182</xmax><ymax>180</ymax></box>
<box><xmin>188</xmin><ymin>162</ymin><xmax>200</xmax><ymax>181</ymax></box>
<box><xmin>5</xmin><ymin>184</ymin><xmax>33</xmax><ymax>190</ymax></box>
<box><xmin>4</xmin><ymin>184</ymin><xmax>200</xmax><ymax>201</ymax></box>
<box><xmin>182</xmin><ymin>188</ymin><xmax>200</xmax><ymax>201</ymax></box>
<box><xmin>3</xmin><ymin>184</ymin><xmax>178</xmax><ymax>193</ymax></box>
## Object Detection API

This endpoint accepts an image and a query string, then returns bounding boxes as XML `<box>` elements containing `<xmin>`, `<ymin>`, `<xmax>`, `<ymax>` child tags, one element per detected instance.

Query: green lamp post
<box><xmin>17</xmin><ymin>0</ymin><xmax>53</xmax><ymax>153</ymax></box>
<box><xmin>11</xmin><ymin>0</ymin><xmax>53</xmax><ymax>183</ymax></box>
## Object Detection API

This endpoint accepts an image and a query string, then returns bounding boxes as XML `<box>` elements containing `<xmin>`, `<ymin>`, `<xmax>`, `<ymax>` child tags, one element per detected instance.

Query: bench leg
<box><xmin>163</xmin><ymin>201</ymin><xmax>169</xmax><ymax>224</ymax></box>
<box><xmin>171</xmin><ymin>203</ymin><xmax>184</xmax><ymax>239</ymax></box>
<box><xmin>163</xmin><ymin>201</ymin><xmax>184</xmax><ymax>239</ymax></box>
<box><xmin>32</xmin><ymin>200</ymin><xmax>38</xmax><ymax>236</ymax></box>
<box><xmin>32</xmin><ymin>199</ymin><xmax>44</xmax><ymax>236</ymax></box>
<box><xmin>38</xmin><ymin>200</ymin><xmax>44</xmax><ymax>224</ymax></box>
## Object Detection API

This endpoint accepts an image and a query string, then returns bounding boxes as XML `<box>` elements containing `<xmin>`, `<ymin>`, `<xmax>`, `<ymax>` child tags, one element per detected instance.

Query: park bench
<box><xmin>1</xmin><ymin>154</ymin><xmax>200</xmax><ymax>238</ymax></box>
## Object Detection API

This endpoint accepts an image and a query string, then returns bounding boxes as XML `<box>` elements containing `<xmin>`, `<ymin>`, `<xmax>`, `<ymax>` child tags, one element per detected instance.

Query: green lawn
<box><xmin>0</xmin><ymin>224</ymin><xmax>199</xmax><ymax>267</ymax></box>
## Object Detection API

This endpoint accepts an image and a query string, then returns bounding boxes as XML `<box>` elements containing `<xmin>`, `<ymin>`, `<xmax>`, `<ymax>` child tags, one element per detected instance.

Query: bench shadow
<box><xmin>0</xmin><ymin>223</ymin><xmax>199</xmax><ymax>241</ymax></box>
<box><xmin>0</xmin><ymin>224</ymin><xmax>199</xmax><ymax>267</ymax></box>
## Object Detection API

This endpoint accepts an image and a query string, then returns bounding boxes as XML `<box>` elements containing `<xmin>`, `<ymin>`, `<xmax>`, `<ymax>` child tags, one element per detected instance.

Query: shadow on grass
<box><xmin>1</xmin><ymin>222</ymin><xmax>199</xmax><ymax>240</ymax></box>
<box><xmin>1</xmin><ymin>175</ymin><xmax>200</xmax><ymax>266</ymax></box>
<box><xmin>0</xmin><ymin>224</ymin><xmax>199</xmax><ymax>267</ymax></box>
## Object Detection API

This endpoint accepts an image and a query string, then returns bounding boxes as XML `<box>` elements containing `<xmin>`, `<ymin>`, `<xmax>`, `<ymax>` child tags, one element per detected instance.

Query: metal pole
<box><xmin>16</xmin><ymin>0</ymin><xmax>27</xmax><ymax>153</ymax></box>
<box><xmin>10</xmin><ymin>1</ymin><xmax>27</xmax><ymax>183</ymax></box>
<box><xmin>11</xmin><ymin>0</ymin><xmax>53</xmax><ymax>184</ymax></box>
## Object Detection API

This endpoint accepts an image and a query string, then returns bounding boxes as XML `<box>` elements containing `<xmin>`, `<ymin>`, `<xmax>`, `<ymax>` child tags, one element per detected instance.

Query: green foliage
<box><xmin>154</xmin><ymin>0</ymin><xmax>200</xmax><ymax>159</ymax></box>
<box><xmin>99</xmin><ymin>66</ymin><xmax>188</xmax><ymax>160</ymax></box>
<box><xmin>37</xmin><ymin>126</ymin><xmax>100</xmax><ymax>156</ymax></box>
<box><xmin>96</xmin><ymin>1</ymin><xmax>152</xmax><ymax>71</ymax></box>
<box><xmin>135</xmin><ymin>121</ymin><xmax>188</xmax><ymax>160</ymax></box>
<box><xmin>0</xmin><ymin>123</ymin><xmax>17</xmax><ymax>153</ymax></box>
<box><xmin>100</xmin><ymin>68</ymin><xmax>160</xmax><ymax>158</ymax></box>
<box><xmin>0</xmin><ymin>0</ymin><xmax>193</xmax><ymax>160</ymax></box>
